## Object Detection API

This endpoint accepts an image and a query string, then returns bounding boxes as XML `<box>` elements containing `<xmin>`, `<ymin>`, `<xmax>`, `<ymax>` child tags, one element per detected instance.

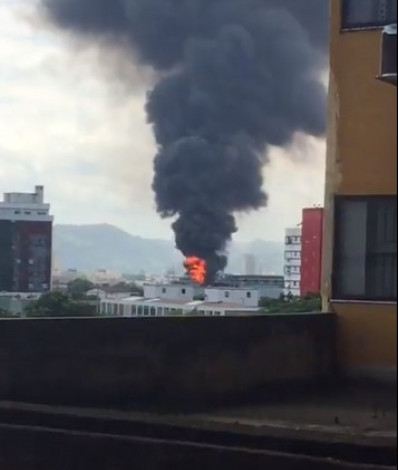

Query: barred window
<box><xmin>333</xmin><ymin>196</ymin><xmax>397</xmax><ymax>301</ymax></box>
<box><xmin>342</xmin><ymin>0</ymin><xmax>397</xmax><ymax>30</ymax></box>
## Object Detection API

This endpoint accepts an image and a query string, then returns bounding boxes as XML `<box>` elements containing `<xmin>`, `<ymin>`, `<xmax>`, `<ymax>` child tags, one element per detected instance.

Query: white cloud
<box><xmin>0</xmin><ymin>0</ymin><xmax>326</xmax><ymax>246</ymax></box>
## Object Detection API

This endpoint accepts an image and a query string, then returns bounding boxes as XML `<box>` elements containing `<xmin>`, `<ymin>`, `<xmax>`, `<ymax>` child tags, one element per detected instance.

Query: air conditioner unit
<box><xmin>379</xmin><ymin>24</ymin><xmax>397</xmax><ymax>85</ymax></box>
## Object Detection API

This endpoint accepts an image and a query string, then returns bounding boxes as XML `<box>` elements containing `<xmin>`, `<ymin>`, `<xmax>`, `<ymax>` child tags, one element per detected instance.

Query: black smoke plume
<box><xmin>40</xmin><ymin>0</ymin><xmax>328</xmax><ymax>284</ymax></box>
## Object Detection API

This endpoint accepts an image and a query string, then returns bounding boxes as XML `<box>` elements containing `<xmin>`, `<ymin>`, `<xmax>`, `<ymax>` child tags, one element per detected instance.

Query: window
<box><xmin>162</xmin><ymin>288</ymin><xmax>166</xmax><ymax>294</ymax></box>
<box><xmin>285</xmin><ymin>236</ymin><xmax>301</xmax><ymax>245</ymax></box>
<box><xmin>342</xmin><ymin>0</ymin><xmax>397</xmax><ymax>30</ymax></box>
<box><xmin>246</xmin><ymin>292</ymin><xmax>252</xmax><ymax>298</ymax></box>
<box><xmin>224</xmin><ymin>291</ymin><xmax>230</xmax><ymax>298</ymax></box>
<box><xmin>333</xmin><ymin>196</ymin><xmax>397</xmax><ymax>301</ymax></box>
<box><xmin>181</xmin><ymin>288</ymin><xmax>186</xmax><ymax>294</ymax></box>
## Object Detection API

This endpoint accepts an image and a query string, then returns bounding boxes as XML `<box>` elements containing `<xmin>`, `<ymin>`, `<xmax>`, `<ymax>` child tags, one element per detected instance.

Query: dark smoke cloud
<box><xmin>40</xmin><ymin>0</ymin><xmax>328</xmax><ymax>283</ymax></box>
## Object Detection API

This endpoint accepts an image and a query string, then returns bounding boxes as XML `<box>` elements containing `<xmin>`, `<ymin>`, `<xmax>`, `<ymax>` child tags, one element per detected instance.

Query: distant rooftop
<box><xmin>0</xmin><ymin>185</ymin><xmax>52</xmax><ymax>222</ymax></box>
<box><xmin>2</xmin><ymin>185</ymin><xmax>45</xmax><ymax>205</ymax></box>
<box><xmin>103</xmin><ymin>296</ymin><xmax>258</xmax><ymax>311</ymax></box>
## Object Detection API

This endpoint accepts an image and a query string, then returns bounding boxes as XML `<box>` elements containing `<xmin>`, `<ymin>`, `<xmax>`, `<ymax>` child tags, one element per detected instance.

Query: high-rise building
<box><xmin>284</xmin><ymin>207</ymin><xmax>324</xmax><ymax>298</ymax></box>
<box><xmin>300</xmin><ymin>207</ymin><xmax>324</xmax><ymax>296</ymax></box>
<box><xmin>284</xmin><ymin>226</ymin><xmax>302</xmax><ymax>296</ymax></box>
<box><xmin>244</xmin><ymin>254</ymin><xmax>256</xmax><ymax>276</ymax></box>
<box><xmin>0</xmin><ymin>186</ymin><xmax>53</xmax><ymax>293</ymax></box>
<box><xmin>322</xmin><ymin>1</ymin><xmax>396</xmax><ymax>381</ymax></box>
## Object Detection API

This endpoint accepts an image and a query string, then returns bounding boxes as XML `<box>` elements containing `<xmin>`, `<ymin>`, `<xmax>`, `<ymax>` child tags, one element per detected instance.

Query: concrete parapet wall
<box><xmin>0</xmin><ymin>314</ymin><xmax>336</xmax><ymax>409</ymax></box>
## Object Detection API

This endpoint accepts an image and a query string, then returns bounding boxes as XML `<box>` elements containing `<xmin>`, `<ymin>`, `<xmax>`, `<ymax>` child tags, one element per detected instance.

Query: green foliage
<box><xmin>259</xmin><ymin>293</ymin><xmax>322</xmax><ymax>314</ymax></box>
<box><xmin>0</xmin><ymin>308</ymin><xmax>15</xmax><ymax>318</ymax></box>
<box><xmin>25</xmin><ymin>292</ymin><xmax>97</xmax><ymax>318</ymax></box>
<box><xmin>67</xmin><ymin>278</ymin><xmax>94</xmax><ymax>300</ymax></box>
<box><xmin>170</xmin><ymin>309</ymin><xmax>184</xmax><ymax>316</ymax></box>
<box><xmin>193</xmin><ymin>295</ymin><xmax>205</xmax><ymax>301</ymax></box>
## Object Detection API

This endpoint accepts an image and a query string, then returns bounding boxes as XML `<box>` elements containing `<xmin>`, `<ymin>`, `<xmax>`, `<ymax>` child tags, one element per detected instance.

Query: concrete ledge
<box><xmin>0</xmin><ymin>315</ymin><xmax>336</xmax><ymax>410</ymax></box>
<box><xmin>0</xmin><ymin>423</ymin><xmax>395</xmax><ymax>470</ymax></box>
<box><xmin>345</xmin><ymin>366</ymin><xmax>397</xmax><ymax>385</ymax></box>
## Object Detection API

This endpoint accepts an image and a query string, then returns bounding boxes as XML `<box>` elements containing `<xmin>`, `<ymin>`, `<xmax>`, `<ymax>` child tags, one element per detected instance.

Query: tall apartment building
<box><xmin>0</xmin><ymin>186</ymin><xmax>53</xmax><ymax>293</ymax></box>
<box><xmin>322</xmin><ymin>1</ymin><xmax>396</xmax><ymax>381</ymax></box>
<box><xmin>284</xmin><ymin>207</ymin><xmax>324</xmax><ymax>297</ymax></box>
<box><xmin>244</xmin><ymin>254</ymin><xmax>256</xmax><ymax>276</ymax></box>
<box><xmin>284</xmin><ymin>226</ymin><xmax>302</xmax><ymax>296</ymax></box>
<box><xmin>300</xmin><ymin>207</ymin><xmax>324</xmax><ymax>296</ymax></box>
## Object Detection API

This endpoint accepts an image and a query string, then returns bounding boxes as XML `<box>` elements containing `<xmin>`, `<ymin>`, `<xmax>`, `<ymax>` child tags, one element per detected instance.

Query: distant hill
<box><xmin>53</xmin><ymin>224</ymin><xmax>284</xmax><ymax>275</ymax></box>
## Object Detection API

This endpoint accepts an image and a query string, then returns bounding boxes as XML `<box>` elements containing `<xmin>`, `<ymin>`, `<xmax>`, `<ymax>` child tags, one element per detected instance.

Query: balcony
<box><xmin>378</xmin><ymin>24</ymin><xmax>397</xmax><ymax>86</ymax></box>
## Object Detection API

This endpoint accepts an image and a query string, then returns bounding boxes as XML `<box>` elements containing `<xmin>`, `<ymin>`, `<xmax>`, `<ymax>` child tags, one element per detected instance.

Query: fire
<box><xmin>184</xmin><ymin>256</ymin><xmax>207</xmax><ymax>285</ymax></box>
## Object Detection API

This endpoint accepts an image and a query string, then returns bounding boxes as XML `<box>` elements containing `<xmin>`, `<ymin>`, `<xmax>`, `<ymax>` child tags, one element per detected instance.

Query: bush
<box><xmin>25</xmin><ymin>292</ymin><xmax>98</xmax><ymax>318</ymax></box>
<box><xmin>259</xmin><ymin>293</ymin><xmax>322</xmax><ymax>314</ymax></box>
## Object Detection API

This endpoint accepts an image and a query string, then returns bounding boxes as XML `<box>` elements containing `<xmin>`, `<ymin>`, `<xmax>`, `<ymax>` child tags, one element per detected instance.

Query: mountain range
<box><xmin>53</xmin><ymin>224</ymin><xmax>284</xmax><ymax>275</ymax></box>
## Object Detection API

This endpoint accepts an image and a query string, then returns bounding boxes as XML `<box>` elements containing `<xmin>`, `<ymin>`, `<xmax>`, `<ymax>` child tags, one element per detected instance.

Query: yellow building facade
<box><xmin>322</xmin><ymin>0</ymin><xmax>397</xmax><ymax>381</ymax></box>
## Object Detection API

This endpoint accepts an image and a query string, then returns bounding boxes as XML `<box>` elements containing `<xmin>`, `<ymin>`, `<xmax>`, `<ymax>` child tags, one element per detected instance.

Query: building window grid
<box><xmin>285</xmin><ymin>236</ymin><xmax>302</xmax><ymax>245</ymax></box>
<box><xmin>333</xmin><ymin>196</ymin><xmax>397</xmax><ymax>301</ymax></box>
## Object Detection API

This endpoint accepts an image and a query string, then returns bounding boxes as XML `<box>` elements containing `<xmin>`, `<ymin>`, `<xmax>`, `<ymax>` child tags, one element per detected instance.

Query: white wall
<box><xmin>143</xmin><ymin>284</ymin><xmax>198</xmax><ymax>301</ymax></box>
<box><xmin>284</xmin><ymin>226</ymin><xmax>302</xmax><ymax>296</ymax></box>
<box><xmin>99</xmin><ymin>298</ymin><xmax>258</xmax><ymax>318</ymax></box>
<box><xmin>1</xmin><ymin>186</ymin><xmax>52</xmax><ymax>222</ymax></box>
<box><xmin>204</xmin><ymin>288</ymin><xmax>259</xmax><ymax>307</ymax></box>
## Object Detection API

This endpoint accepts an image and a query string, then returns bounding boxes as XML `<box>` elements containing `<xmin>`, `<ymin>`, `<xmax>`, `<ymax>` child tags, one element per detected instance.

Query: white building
<box><xmin>99</xmin><ymin>285</ymin><xmax>260</xmax><ymax>318</ymax></box>
<box><xmin>205</xmin><ymin>287</ymin><xmax>259</xmax><ymax>308</ymax></box>
<box><xmin>244</xmin><ymin>254</ymin><xmax>256</xmax><ymax>275</ymax></box>
<box><xmin>221</xmin><ymin>275</ymin><xmax>284</xmax><ymax>299</ymax></box>
<box><xmin>284</xmin><ymin>226</ymin><xmax>302</xmax><ymax>296</ymax></box>
<box><xmin>0</xmin><ymin>185</ymin><xmax>52</xmax><ymax>223</ymax></box>
<box><xmin>143</xmin><ymin>284</ymin><xmax>201</xmax><ymax>301</ymax></box>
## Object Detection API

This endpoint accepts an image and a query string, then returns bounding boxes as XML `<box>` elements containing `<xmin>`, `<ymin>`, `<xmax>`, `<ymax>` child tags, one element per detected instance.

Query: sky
<box><xmin>0</xmin><ymin>0</ymin><xmax>326</xmax><ymax>244</ymax></box>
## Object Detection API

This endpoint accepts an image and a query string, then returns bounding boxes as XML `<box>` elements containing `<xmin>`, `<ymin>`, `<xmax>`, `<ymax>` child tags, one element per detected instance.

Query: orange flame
<box><xmin>184</xmin><ymin>256</ymin><xmax>207</xmax><ymax>285</ymax></box>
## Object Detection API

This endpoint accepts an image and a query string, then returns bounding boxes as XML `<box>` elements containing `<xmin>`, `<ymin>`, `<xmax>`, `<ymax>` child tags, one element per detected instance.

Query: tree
<box><xmin>259</xmin><ymin>293</ymin><xmax>322</xmax><ymax>314</ymax></box>
<box><xmin>67</xmin><ymin>278</ymin><xmax>94</xmax><ymax>300</ymax></box>
<box><xmin>25</xmin><ymin>292</ymin><xmax>96</xmax><ymax>318</ymax></box>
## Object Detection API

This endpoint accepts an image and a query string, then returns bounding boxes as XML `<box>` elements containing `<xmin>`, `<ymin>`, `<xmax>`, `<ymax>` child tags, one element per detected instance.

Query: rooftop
<box><xmin>104</xmin><ymin>296</ymin><xmax>258</xmax><ymax>311</ymax></box>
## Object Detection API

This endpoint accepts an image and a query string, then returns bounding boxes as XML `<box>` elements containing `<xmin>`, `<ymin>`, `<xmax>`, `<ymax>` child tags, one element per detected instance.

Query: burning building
<box><xmin>39</xmin><ymin>0</ymin><xmax>328</xmax><ymax>284</ymax></box>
